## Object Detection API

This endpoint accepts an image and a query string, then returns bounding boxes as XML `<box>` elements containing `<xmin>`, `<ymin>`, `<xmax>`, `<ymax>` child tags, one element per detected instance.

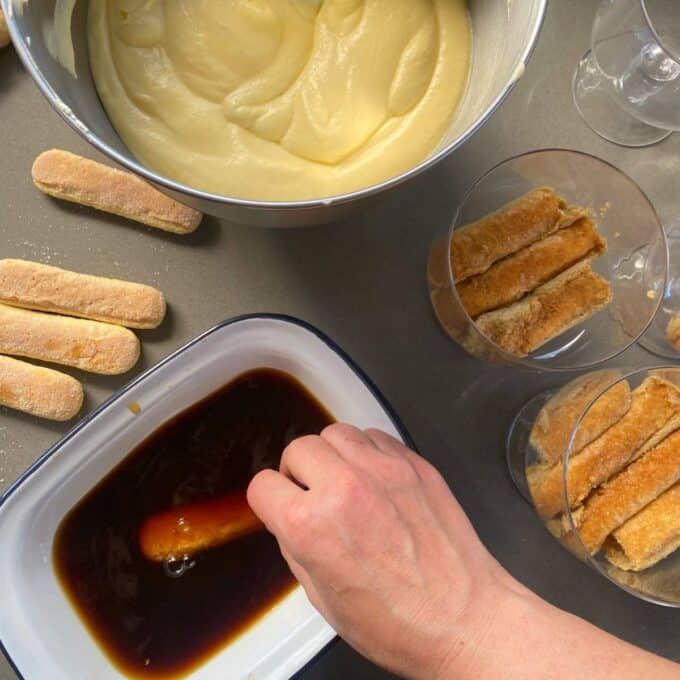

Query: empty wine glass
<box><xmin>573</xmin><ymin>0</ymin><xmax>680</xmax><ymax>147</ymax></box>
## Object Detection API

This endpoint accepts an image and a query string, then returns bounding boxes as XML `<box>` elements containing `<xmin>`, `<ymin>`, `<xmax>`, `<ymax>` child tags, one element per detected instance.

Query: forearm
<box><xmin>442</xmin><ymin>568</ymin><xmax>679</xmax><ymax>680</ymax></box>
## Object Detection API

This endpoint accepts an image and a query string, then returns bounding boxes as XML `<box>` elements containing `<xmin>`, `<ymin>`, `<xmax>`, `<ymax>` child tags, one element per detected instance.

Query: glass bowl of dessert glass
<box><xmin>509</xmin><ymin>366</ymin><xmax>680</xmax><ymax>606</ymax></box>
<box><xmin>427</xmin><ymin>149</ymin><xmax>668</xmax><ymax>371</ymax></box>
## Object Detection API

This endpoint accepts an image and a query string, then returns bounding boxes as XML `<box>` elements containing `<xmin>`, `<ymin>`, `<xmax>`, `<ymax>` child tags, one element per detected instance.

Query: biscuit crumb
<box><xmin>599</xmin><ymin>201</ymin><xmax>612</xmax><ymax>216</ymax></box>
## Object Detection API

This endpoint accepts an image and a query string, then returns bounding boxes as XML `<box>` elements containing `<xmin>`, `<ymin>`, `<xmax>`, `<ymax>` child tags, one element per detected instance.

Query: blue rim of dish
<box><xmin>0</xmin><ymin>0</ymin><xmax>548</xmax><ymax>211</ymax></box>
<box><xmin>0</xmin><ymin>313</ymin><xmax>416</xmax><ymax>680</ymax></box>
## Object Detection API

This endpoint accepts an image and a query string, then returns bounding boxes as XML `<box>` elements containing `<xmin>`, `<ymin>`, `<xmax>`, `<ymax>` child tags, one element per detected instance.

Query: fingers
<box><xmin>321</xmin><ymin>424</ymin><xmax>432</xmax><ymax>494</ymax></box>
<box><xmin>321</xmin><ymin>423</ymin><xmax>386</xmax><ymax>466</ymax></box>
<box><xmin>280</xmin><ymin>434</ymin><xmax>347</xmax><ymax>489</ymax></box>
<box><xmin>364</xmin><ymin>428</ymin><xmax>411</xmax><ymax>457</ymax></box>
<box><xmin>366</xmin><ymin>428</ymin><xmax>443</xmax><ymax>485</ymax></box>
<box><xmin>247</xmin><ymin>468</ymin><xmax>303</xmax><ymax>535</ymax></box>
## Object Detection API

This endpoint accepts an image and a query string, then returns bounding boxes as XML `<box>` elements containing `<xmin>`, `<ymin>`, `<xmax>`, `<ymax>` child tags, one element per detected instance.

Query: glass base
<box><xmin>506</xmin><ymin>392</ymin><xmax>553</xmax><ymax>504</ymax></box>
<box><xmin>573</xmin><ymin>50</ymin><xmax>673</xmax><ymax>148</ymax></box>
<box><xmin>639</xmin><ymin>222</ymin><xmax>680</xmax><ymax>358</ymax></box>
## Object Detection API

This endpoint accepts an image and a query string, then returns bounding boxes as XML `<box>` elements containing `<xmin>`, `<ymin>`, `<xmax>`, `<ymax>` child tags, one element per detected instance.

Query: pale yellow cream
<box><xmin>88</xmin><ymin>0</ymin><xmax>470</xmax><ymax>201</ymax></box>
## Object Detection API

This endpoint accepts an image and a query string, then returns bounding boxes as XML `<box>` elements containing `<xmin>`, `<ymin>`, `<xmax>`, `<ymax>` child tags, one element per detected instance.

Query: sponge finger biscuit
<box><xmin>528</xmin><ymin>377</ymin><xmax>680</xmax><ymax>519</ymax></box>
<box><xmin>0</xmin><ymin>355</ymin><xmax>83</xmax><ymax>421</ymax></box>
<box><xmin>0</xmin><ymin>9</ymin><xmax>10</xmax><ymax>48</ymax></box>
<box><xmin>605</xmin><ymin>485</ymin><xmax>680</xmax><ymax>571</ymax></box>
<box><xmin>457</xmin><ymin>217</ymin><xmax>606</xmax><ymax>319</ymax></box>
<box><xmin>32</xmin><ymin>149</ymin><xmax>203</xmax><ymax>234</ymax></box>
<box><xmin>450</xmin><ymin>187</ymin><xmax>586</xmax><ymax>283</ymax></box>
<box><xmin>474</xmin><ymin>261</ymin><xmax>613</xmax><ymax>358</ymax></box>
<box><xmin>0</xmin><ymin>259</ymin><xmax>166</xmax><ymax>329</ymax></box>
<box><xmin>530</xmin><ymin>372</ymin><xmax>630</xmax><ymax>468</ymax></box>
<box><xmin>0</xmin><ymin>303</ymin><xmax>140</xmax><ymax>375</ymax></box>
<box><xmin>666</xmin><ymin>312</ymin><xmax>680</xmax><ymax>352</ymax></box>
<box><xmin>577</xmin><ymin>429</ymin><xmax>680</xmax><ymax>553</ymax></box>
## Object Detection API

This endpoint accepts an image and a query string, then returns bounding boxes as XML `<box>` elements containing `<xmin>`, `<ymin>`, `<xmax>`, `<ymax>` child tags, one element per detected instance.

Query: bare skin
<box><xmin>247</xmin><ymin>423</ymin><xmax>679</xmax><ymax>680</ymax></box>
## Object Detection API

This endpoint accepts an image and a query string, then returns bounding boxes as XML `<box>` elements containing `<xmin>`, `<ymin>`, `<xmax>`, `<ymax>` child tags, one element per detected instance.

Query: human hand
<box><xmin>247</xmin><ymin>424</ymin><xmax>515</xmax><ymax>679</ymax></box>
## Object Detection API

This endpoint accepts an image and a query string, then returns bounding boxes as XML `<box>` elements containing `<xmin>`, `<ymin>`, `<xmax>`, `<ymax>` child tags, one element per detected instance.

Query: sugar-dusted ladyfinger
<box><xmin>0</xmin><ymin>355</ymin><xmax>83</xmax><ymax>421</ymax></box>
<box><xmin>0</xmin><ymin>259</ymin><xmax>165</xmax><ymax>329</ymax></box>
<box><xmin>0</xmin><ymin>303</ymin><xmax>140</xmax><ymax>375</ymax></box>
<box><xmin>475</xmin><ymin>261</ymin><xmax>612</xmax><ymax>357</ymax></box>
<box><xmin>450</xmin><ymin>187</ymin><xmax>586</xmax><ymax>283</ymax></box>
<box><xmin>32</xmin><ymin>149</ymin><xmax>203</xmax><ymax>234</ymax></box>
<box><xmin>666</xmin><ymin>312</ymin><xmax>680</xmax><ymax>352</ymax></box>
<box><xmin>605</xmin><ymin>484</ymin><xmax>680</xmax><ymax>571</ymax></box>
<box><xmin>457</xmin><ymin>217</ymin><xmax>607</xmax><ymax>319</ymax></box>
<box><xmin>528</xmin><ymin>377</ymin><xmax>680</xmax><ymax>519</ymax></box>
<box><xmin>577</xmin><ymin>429</ymin><xmax>680</xmax><ymax>553</ymax></box>
<box><xmin>529</xmin><ymin>372</ymin><xmax>631</xmax><ymax>468</ymax></box>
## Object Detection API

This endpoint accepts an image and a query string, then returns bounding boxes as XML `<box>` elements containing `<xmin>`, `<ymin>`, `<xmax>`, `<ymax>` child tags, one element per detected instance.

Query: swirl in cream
<box><xmin>88</xmin><ymin>0</ymin><xmax>470</xmax><ymax>200</ymax></box>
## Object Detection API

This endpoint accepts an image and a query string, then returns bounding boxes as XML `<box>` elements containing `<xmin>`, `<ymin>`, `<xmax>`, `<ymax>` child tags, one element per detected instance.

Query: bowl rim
<box><xmin>1</xmin><ymin>0</ymin><xmax>548</xmax><ymax>210</ymax></box>
<box><xmin>0</xmin><ymin>313</ymin><xmax>416</xmax><ymax>680</ymax></box>
<box><xmin>443</xmin><ymin>147</ymin><xmax>670</xmax><ymax>372</ymax></box>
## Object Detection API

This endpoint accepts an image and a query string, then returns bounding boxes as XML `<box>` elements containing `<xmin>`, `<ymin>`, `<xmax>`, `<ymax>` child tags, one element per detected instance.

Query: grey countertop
<box><xmin>1</xmin><ymin>2</ymin><xmax>679</xmax><ymax>678</ymax></box>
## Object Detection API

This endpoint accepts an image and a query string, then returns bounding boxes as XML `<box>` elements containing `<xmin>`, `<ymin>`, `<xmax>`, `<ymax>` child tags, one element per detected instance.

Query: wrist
<box><xmin>432</xmin><ymin>565</ymin><xmax>536</xmax><ymax>680</ymax></box>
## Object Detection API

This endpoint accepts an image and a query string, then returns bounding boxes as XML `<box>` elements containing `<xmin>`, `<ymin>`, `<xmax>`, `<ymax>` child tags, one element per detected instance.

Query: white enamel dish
<box><xmin>0</xmin><ymin>315</ymin><xmax>413</xmax><ymax>680</ymax></box>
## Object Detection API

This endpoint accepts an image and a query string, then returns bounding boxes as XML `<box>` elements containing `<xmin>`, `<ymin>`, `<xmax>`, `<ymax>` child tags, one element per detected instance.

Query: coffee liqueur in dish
<box><xmin>53</xmin><ymin>369</ymin><xmax>334</xmax><ymax>678</ymax></box>
<box><xmin>87</xmin><ymin>0</ymin><xmax>471</xmax><ymax>201</ymax></box>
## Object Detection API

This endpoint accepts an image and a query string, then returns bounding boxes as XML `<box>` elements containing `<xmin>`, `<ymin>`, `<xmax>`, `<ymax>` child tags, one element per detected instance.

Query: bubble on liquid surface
<box><xmin>163</xmin><ymin>554</ymin><xmax>196</xmax><ymax>578</ymax></box>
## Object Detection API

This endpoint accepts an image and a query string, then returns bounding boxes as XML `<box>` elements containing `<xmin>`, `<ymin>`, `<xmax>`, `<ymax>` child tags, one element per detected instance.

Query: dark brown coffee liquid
<box><xmin>54</xmin><ymin>369</ymin><xmax>334</xmax><ymax>678</ymax></box>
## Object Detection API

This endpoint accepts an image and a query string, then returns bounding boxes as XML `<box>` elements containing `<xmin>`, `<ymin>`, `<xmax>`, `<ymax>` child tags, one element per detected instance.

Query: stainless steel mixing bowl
<box><xmin>2</xmin><ymin>0</ymin><xmax>547</xmax><ymax>226</ymax></box>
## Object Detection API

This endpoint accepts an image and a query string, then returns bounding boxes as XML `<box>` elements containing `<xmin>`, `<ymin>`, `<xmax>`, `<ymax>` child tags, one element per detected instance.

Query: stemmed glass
<box><xmin>427</xmin><ymin>149</ymin><xmax>667</xmax><ymax>372</ymax></box>
<box><xmin>573</xmin><ymin>0</ymin><xmax>680</xmax><ymax>147</ymax></box>
<box><xmin>638</xmin><ymin>219</ymin><xmax>680</xmax><ymax>359</ymax></box>
<box><xmin>508</xmin><ymin>367</ymin><xmax>680</xmax><ymax>606</ymax></box>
